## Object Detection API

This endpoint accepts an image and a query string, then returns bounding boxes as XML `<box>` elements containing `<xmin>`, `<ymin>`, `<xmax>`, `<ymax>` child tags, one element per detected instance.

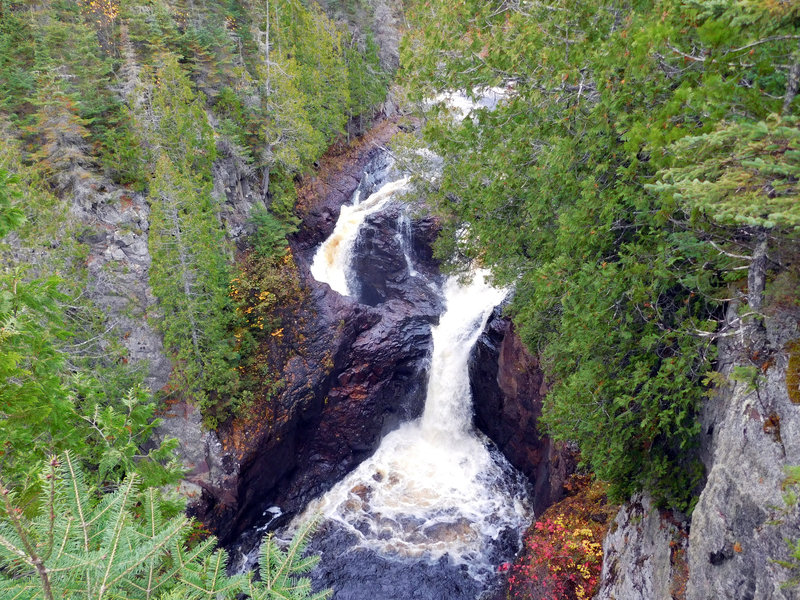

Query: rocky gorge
<box><xmin>129</xmin><ymin>110</ymin><xmax>576</xmax><ymax>600</ymax></box>
<box><xmin>94</xmin><ymin>112</ymin><xmax>800</xmax><ymax>599</ymax></box>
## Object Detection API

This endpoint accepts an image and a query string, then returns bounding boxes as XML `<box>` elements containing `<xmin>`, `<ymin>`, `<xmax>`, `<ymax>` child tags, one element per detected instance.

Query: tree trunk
<box><xmin>782</xmin><ymin>39</ymin><xmax>800</xmax><ymax>115</ymax></box>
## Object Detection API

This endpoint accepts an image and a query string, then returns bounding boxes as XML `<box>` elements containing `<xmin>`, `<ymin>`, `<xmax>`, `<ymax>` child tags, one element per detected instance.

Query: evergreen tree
<box><xmin>28</xmin><ymin>80</ymin><xmax>94</xmax><ymax>192</ymax></box>
<box><xmin>0</xmin><ymin>453</ymin><xmax>330</xmax><ymax>600</ymax></box>
<box><xmin>0</xmin><ymin>169</ymin><xmax>25</xmax><ymax>238</ymax></box>
<box><xmin>345</xmin><ymin>33</ymin><xmax>388</xmax><ymax>132</ymax></box>
<box><xmin>401</xmin><ymin>0</ymin><xmax>800</xmax><ymax>508</ymax></box>
<box><xmin>138</xmin><ymin>54</ymin><xmax>243</xmax><ymax>424</ymax></box>
<box><xmin>148</xmin><ymin>154</ymin><xmax>242</xmax><ymax>425</ymax></box>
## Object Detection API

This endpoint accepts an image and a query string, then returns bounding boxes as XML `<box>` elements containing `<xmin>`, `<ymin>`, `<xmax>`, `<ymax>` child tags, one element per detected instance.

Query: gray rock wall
<box><xmin>595</xmin><ymin>301</ymin><xmax>800</xmax><ymax>600</ymax></box>
<box><xmin>62</xmin><ymin>137</ymin><xmax>267</xmax><ymax>501</ymax></box>
<box><xmin>687</xmin><ymin>305</ymin><xmax>800</xmax><ymax>600</ymax></box>
<box><xmin>596</xmin><ymin>493</ymin><xmax>689</xmax><ymax>600</ymax></box>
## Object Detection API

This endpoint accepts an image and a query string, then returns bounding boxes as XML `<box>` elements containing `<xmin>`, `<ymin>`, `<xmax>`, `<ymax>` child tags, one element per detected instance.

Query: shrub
<box><xmin>502</xmin><ymin>475</ymin><xmax>616</xmax><ymax>600</ymax></box>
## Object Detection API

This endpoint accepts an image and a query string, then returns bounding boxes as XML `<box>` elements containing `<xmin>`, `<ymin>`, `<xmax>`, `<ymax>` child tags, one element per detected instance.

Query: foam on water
<box><xmin>293</xmin><ymin>271</ymin><xmax>531</xmax><ymax>580</ymax></box>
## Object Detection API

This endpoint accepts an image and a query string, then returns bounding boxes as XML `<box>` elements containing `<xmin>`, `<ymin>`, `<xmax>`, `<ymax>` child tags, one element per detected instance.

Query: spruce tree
<box><xmin>0</xmin><ymin>453</ymin><xmax>330</xmax><ymax>600</ymax></box>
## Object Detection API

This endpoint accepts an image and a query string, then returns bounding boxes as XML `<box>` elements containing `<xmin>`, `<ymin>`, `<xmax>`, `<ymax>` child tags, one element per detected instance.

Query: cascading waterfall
<box><xmin>310</xmin><ymin>176</ymin><xmax>410</xmax><ymax>296</ymax></box>
<box><xmin>395</xmin><ymin>213</ymin><xmax>418</xmax><ymax>278</ymax></box>
<box><xmin>297</xmin><ymin>149</ymin><xmax>532</xmax><ymax>585</ymax></box>
<box><xmin>295</xmin><ymin>270</ymin><xmax>531</xmax><ymax>580</ymax></box>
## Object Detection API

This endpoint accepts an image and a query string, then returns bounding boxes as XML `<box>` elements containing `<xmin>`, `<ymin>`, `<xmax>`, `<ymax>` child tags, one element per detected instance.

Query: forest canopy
<box><xmin>401</xmin><ymin>0</ymin><xmax>800</xmax><ymax>509</ymax></box>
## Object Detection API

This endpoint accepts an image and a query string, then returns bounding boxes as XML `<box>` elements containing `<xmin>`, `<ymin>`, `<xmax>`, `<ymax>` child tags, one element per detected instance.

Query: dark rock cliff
<box><xmin>188</xmin><ymin>129</ymin><xmax>449</xmax><ymax>548</ymax></box>
<box><xmin>470</xmin><ymin>308</ymin><xmax>575</xmax><ymax>515</ymax></box>
<box><xmin>160</xmin><ymin>120</ymin><xmax>564</xmax><ymax>563</ymax></box>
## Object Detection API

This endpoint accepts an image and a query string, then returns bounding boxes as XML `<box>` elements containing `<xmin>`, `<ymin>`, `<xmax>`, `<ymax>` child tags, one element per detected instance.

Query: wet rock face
<box><xmin>352</xmin><ymin>204</ymin><xmax>441</xmax><ymax>306</ymax></box>
<box><xmin>469</xmin><ymin>309</ymin><xmax>574</xmax><ymax>514</ymax></box>
<box><xmin>293</xmin><ymin>148</ymin><xmax>396</xmax><ymax>263</ymax></box>
<box><xmin>195</xmin><ymin>143</ymin><xmax>443</xmax><ymax>549</ymax></box>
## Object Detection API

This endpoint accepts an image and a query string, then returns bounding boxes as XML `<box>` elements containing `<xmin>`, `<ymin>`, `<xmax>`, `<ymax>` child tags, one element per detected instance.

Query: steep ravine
<box><xmin>156</xmin><ymin>118</ymin><xmax>800</xmax><ymax>600</ymax></box>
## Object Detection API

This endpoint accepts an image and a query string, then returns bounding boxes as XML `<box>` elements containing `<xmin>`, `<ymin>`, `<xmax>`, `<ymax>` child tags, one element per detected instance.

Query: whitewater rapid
<box><xmin>300</xmin><ymin>168</ymin><xmax>531</xmax><ymax>580</ymax></box>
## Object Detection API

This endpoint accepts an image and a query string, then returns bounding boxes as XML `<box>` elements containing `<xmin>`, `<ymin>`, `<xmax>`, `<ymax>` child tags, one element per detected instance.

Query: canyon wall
<box><xmin>597</xmin><ymin>290</ymin><xmax>800</xmax><ymax>599</ymax></box>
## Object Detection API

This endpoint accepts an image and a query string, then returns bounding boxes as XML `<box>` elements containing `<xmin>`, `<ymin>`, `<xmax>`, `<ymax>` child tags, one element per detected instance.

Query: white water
<box><xmin>310</xmin><ymin>177</ymin><xmax>410</xmax><ymax>296</ymax></box>
<box><xmin>431</xmin><ymin>87</ymin><xmax>509</xmax><ymax>120</ymax></box>
<box><xmin>395</xmin><ymin>213</ymin><xmax>418</xmax><ymax>278</ymax></box>
<box><xmin>300</xmin><ymin>254</ymin><xmax>531</xmax><ymax>578</ymax></box>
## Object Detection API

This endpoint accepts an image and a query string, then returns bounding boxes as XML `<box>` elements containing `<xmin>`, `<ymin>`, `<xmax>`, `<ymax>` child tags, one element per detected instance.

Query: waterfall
<box><xmin>277</xmin><ymin>89</ymin><xmax>528</xmax><ymax>593</ymax></box>
<box><xmin>395</xmin><ymin>212</ymin><xmax>418</xmax><ymax>278</ymax></box>
<box><xmin>294</xmin><ymin>177</ymin><xmax>532</xmax><ymax>582</ymax></box>
<box><xmin>310</xmin><ymin>177</ymin><xmax>410</xmax><ymax>296</ymax></box>
<box><xmin>293</xmin><ymin>269</ymin><xmax>530</xmax><ymax>580</ymax></box>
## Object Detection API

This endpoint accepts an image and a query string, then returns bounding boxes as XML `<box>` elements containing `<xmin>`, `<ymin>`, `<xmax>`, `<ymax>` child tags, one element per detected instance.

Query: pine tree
<box><xmin>0</xmin><ymin>453</ymin><xmax>330</xmax><ymax>600</ymax></box>
<box><xmin>241</xmin><ymin>517</ymin><xmax>331</xmax><ymax>600</ymax></box>
<box><xmin>28</xmin><ymin>80</ymin><xmax>94</xmax><ymax>192</ymax></box>
<box><xmin>0</xmin><ymin>169</ymin><xmax>25</xmax><ymax>238</ymax></box>
<box><xmin>0</xmin><ymin>452</ymin><xmax>189</xmax><ymax>600</ymax></box>
<box><xmin>345</xmin><ymin>33</ymin><xmax>387</xmax><ymax>133</ymax></box>
<box><xmin>148</xmin><ymin>154</ymin><xmax>242</xmax><ymax>425</ymax></box>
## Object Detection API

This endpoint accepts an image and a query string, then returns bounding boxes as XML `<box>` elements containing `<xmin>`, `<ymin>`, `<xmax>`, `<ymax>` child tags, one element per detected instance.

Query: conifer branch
<box><xmin>0</xmin><ymin>482</ymin><xmax>53</xmax><ymax>600</ymax></box>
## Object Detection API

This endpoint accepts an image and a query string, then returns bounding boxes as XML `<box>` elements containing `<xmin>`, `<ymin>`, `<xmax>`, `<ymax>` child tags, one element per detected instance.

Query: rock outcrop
<box><xmin>352</xmin><ymin>204</ymin><xmax>440</xmax><ymax>305</ymax></box>
<box><xmin>596</xmin><ymin>283</ymin><xmax>800</xmax><ymax>599</ymax></box>
<box><xmin>470</xmin><ymin>309</ymin><xmax>575</xmax><ymax>515</ymax></box>
<box><xmin>596</xmin><ymin>493</ymin><xmax>689</xmax><ymax>600</ymax></box>
<box><xmin>685</xmin><ymin>302</ymin><xmax>800</xmax><ymax>600</ymax></box>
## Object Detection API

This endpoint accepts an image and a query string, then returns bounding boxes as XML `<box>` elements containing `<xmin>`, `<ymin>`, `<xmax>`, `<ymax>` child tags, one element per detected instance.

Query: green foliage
<box><xmin>0</xmin><ymin>169</ymin><xmax>25</xmax><ymax>238</ymax></box>
<box><xmin>778</xmin><ymin>466</ymin><xmax>800</xmax><ymax>586</ymax></box>
<box><xmin>100</xmin><ymin>111</ymin><xmax>149</xmax><ymax>190</ymax></box>
<box><xmin>0</xmin><ymin>269</ymin><xmax>73</xmax><ymax>484</ymax></box>
<box><xmin>228</xmin><ymin>241</ymin><xmax>304</xmax><ymax>405</ymax></box>
<box><xmin>651</xmin><ymin>115</ymin><xmax>800</xmax><ymax>230</ymax></box>
<box><xmin>345</xmin><ymin>33</ymin><xmax>389</xmax><ymax>131</ymax></box>
<box><xmin>28</xmin><ymin>81</ymin><xmax>95</xmax><ymax>191</ymax></box>
<box><xmin>0</xmin><ymin>2</ymin><xmax>36</xmax><ymax>119</ymax></box>
<box><xmin>251</xmin><ymin>206</ymin><xmax>292</xmax><ymax>260</ymax></box>
<box><xmin>0</xmin><ymin>453</ymin><xmax>330</xmax><ymax>600</ymax></box>
<box><xmin>148</xmin><ymin>153</ymin><xmax>242</xmax><ymax>427</ymax></box>
<box><xmin>0</xmin><ymin>453</ymin><xmax>192</xmax><ymax>600</ymax></box>
<box><xmin>0</xmin><ymin>182</ymin><xmax>178</xmax><ymax>489</ymax></box>
<box><xmin>0</xmin><ymin>0</ymin><xmax>393</xmax><ymax>432</ymax></box>
<box><xmin>242</xmin><ymin>517</ymin><xmax>331</xmax><ymax>600</ymax></box>
<box><xmin>401</xmin><ymin>0</ymin><xmax>800</xmax><ymax>508</ymax></box>
<box><xmin>0</xmin><ymin>265</ymin><xmax>180</xmax><ymax>489</ymax></box>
